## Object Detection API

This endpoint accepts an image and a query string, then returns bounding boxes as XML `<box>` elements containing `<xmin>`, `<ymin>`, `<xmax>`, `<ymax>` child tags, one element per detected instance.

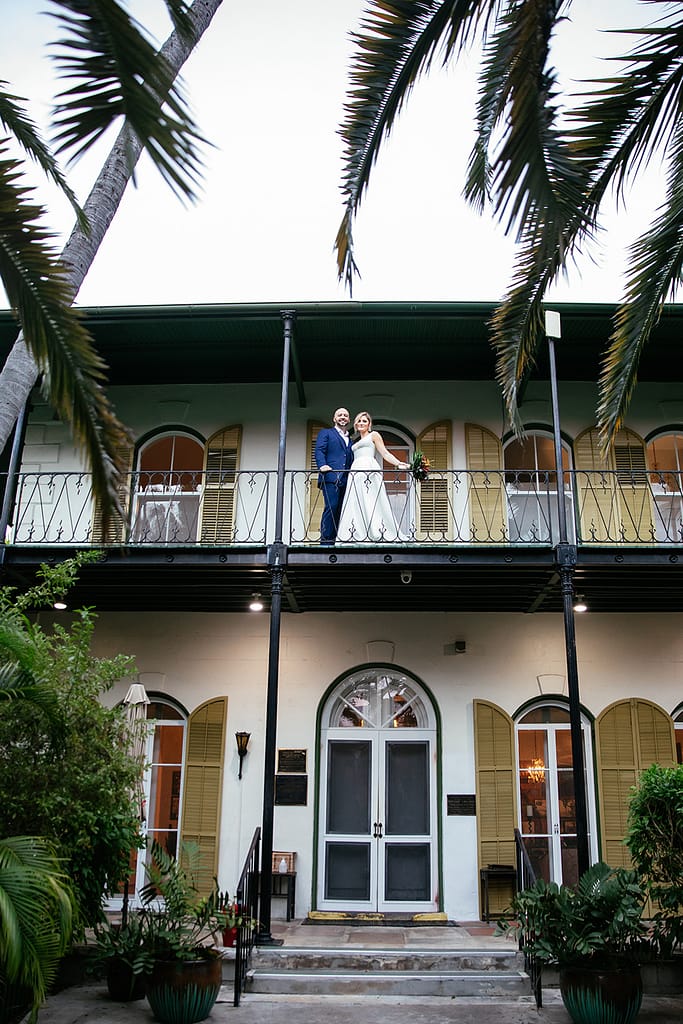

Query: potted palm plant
<box><xmin>93</xmin><ymin>913</ymin><xmax>150</xmax><ymax>1001</ymax></box>
<box><xmin>498</xmin><ymin>861</ymin><xmax>649</xmax><ymax>1024</ymax></box>
<box><xmin>138</xmin><ymin>841</ymin><xmax>229</xmax><ymax>1024</ymax></box>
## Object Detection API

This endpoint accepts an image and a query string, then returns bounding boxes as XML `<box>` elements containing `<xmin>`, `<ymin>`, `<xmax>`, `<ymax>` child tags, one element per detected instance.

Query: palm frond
<box><xmin>336</xmin><ymin>0</ymin><xmax>498</xmax><ymax>291</ymax></box>
<box><xmin>0</xmin><ymin>83</ymin><xmax>87</xmax><ymax>230</ymax></box>
<box><xmin>48</xmin><ymin>0</ymin><xmax>205</xmax><ymax>201</ymax></box>
<box><xmin>597</xmin><ymin>122</ymin><xmax>683</xmax><ymax>444</ymax></box>
<box><xmin>570</xmin><ymin>13</ymin><xmax>683</xmax><ymax>199</ymax></box>
<box><xmin>0</xmin><ymin>146</ymin><xmax>130</xmax><ymax>519</ymax></box>
<box><xmin>0</xmin><ymin>835</ymin><xmax>73</xmax><ymax>1006</ymax></box>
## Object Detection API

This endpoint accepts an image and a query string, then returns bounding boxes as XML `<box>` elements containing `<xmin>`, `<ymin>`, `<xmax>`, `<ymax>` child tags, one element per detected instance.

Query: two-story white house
<box><xmin>1</xmin><ymin>300</ymin><xmax>681</xmax><ymax>925</ymax></box>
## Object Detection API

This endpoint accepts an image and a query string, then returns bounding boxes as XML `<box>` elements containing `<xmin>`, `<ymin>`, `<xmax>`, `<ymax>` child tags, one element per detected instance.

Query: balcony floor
<box><xmin>3</xmin><ymin>543</ymin><xmax>682</xmax><ymax>614</ymax></box>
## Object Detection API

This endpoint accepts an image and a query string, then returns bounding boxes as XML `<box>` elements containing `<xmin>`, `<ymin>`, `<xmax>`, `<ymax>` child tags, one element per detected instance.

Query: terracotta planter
<box><xmin>146</xmin><ymin>954</ymin><xmax>222</xmax><ymax>1024</ymax></box>
<box><xmin>559</xmin><ymin>964</ymin><xmax>643</xmax><ymax>1024</ymax></box>
<box><xmin>106</xmin><ymin>957</ymin><xmax>146</xmax><ymax>1001</ymax></box>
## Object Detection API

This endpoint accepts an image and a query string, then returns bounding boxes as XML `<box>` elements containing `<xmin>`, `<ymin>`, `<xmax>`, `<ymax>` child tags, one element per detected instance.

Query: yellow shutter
<box><xmin>474</xmin><ymin>699</ymin><xmax>517</xmax><ymax>915</ymax></box>
<box><xmin>306</xmin><ymin>421</ymin><xmax>326</xmax><ymax>542</ymax></box>
<box><xmin>465</xmin><ymin>424</ymin><xmax>506</xmax><ymax>542</ymax></box>
<box><xmin>574</xmin><ymin>427</ymin><xmax>653</xmax><ymax>542</ymax></box>
<box><xmin>416</xmin><ymin>421</ymin><xmax>451</xmax><ymax>539</ymax></box>
<box><xmin>90</xmin><ymin>443</ymin><xmax>134</xmax><ymax>544</ymax></box>
<box><xmin>595</xmin><ymin>699</ymin><xmax>676</xmax><ymax>868</ymax></box>
<box><xmin>613</xmin><ymin>429</ymin><xmax>654</xmax><ymax>542</ymax></box>
<box><xmin>199</xmin><ymin>426</ymin><xmax>241</xmax><ymax>543</ymax></box>
<box><xmin>179</xmin><ymin>697</ymin><xmax>227</xmax><ymax>895</ymax></box>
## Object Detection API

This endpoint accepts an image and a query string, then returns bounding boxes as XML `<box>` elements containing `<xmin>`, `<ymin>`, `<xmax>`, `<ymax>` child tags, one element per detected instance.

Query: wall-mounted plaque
<box><xmin>277</xmin><ymin>748</ymin><xmax>307</xmax><ymax>773</ymax></box>
<box><xmin>447</xmin><ymin>794</ymin><xmax>476</xmax><ymax>816</ymax></box>
<box><xmin>274</xmin><ymin>774</ymin><xmax>308</xmax><ymax>806</ymax></box>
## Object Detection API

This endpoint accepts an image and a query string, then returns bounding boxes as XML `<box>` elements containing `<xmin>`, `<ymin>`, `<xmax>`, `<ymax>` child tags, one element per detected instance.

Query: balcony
<box><xmin>5</xmin><ymin>468</ymin><xmax>683</xmax><ymax>548</ymax></box>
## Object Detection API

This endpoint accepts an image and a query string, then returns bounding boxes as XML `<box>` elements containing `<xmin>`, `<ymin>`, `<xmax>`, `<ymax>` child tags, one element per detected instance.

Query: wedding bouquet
<box><xmin>410</xmin><ymin>451</ymin><xmax>431</xmax><ymax>481</ymax></box>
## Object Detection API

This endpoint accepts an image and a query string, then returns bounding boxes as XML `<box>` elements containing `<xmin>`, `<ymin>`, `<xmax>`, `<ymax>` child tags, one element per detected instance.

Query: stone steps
<box><xmin>245</xmin><ymin>947</ymin><xmax>532</xmax><ymax>1000</ymax></box>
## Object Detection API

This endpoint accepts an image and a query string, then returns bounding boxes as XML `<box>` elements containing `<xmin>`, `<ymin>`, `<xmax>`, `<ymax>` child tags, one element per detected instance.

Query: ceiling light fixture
<box><xmin>249</xmin><ymin>593</ymin><xmax>264</xmax><ymax>612</ymax></box>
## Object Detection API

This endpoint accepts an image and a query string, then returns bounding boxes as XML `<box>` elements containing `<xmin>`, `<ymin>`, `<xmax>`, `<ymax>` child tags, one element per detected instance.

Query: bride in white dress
<box><xmin>337</xmin><ymin>411</ymin><xmax>410</xmax><ymax>542</ymax></box>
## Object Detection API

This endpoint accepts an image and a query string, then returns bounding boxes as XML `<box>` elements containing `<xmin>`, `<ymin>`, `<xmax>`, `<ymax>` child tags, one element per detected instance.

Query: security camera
<box><xmin>400</xmin><ymin>570</ymin><xmax>412</xmax><ymax>585</ymax></box>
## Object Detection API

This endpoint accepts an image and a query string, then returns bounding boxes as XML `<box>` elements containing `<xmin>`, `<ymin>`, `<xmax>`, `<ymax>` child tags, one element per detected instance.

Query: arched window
<box><xmin>132</xmin><ymin>432</ymin><xmax>204</xmax><ymax>543</ymax></box>
<box><xmin>116</xmin><ymin>696</ymin><xmax>187</xmax><ymax>909</ymax></box>
<box><xmin>516</xmin><ymin>701</ymin><xmax>597</xmax><ymax>887</ymax></box>
<box><xmin>504</xmin><ymin>431</ymin><xmax>573</xmax><ymax>543</ymax></box>
<box><xmin>647</xmin><ymin>431</ymin><xmax>683</xmax><ymax>542</ymax></box>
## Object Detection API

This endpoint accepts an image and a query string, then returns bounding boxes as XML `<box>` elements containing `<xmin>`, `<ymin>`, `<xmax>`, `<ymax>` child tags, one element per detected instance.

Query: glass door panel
<box><xmin>385</xmin><ymin>844</ymin><xmax>430</xmax><ymax>901</ymax></box>
<box><xmin>322</xmin><ymin>740</ymin><xmax>374</xmax><ymax>906</ymax></box>
<box><xmin>385</xmin><ymin>741</ymin><xmax>429</xmax><ymax>835</ymax></box>
<box><xmin>325</xmin><ymin>843</ymin><xmax>370</xmax><ymax>901</ymax></box>
<box><xmin>327</xmin><ymin>741</ymin><xmax>371</xmax><ymax>834</ymax></box>
<box><xmin>517</xmin><ymin>710</ymin><xmax>596</xmax><ymax>886</ymax></box>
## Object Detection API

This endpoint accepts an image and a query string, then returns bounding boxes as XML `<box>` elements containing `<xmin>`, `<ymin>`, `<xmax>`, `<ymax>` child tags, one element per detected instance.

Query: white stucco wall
<box><xmin>95</xmin><ymin>608</ymin><xmax>683</xmax><ymax>922</ymax></box>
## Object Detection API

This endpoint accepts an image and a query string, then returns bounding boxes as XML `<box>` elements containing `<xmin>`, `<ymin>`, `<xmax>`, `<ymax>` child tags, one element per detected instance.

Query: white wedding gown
<box><xmin>337</xmin><ymin>435</ymin><xmax>406</xmax><ymax>542</ymax></box>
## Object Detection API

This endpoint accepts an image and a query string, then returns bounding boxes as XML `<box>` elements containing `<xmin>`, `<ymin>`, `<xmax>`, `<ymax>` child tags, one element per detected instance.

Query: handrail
<box><xmin>514</xmin><ymin>828</ymin><xmax>542</xmax><ymax>1009</ymax></box>
<box><xmin>233</xmin><ymin>827</ymin><xmax>261</xmax><ymax>1007</ymax></box>
<box><xmin>5</xmin><ymin>468</ymin><xmax>683</xmax><ymax>547</ymax></box>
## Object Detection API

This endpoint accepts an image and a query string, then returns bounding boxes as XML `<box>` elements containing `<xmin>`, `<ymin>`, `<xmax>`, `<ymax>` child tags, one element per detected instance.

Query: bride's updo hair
<box><xmin>353</xmin><ymin>411</ymin><xmax>372</xmax><ymax>430</ymax></box>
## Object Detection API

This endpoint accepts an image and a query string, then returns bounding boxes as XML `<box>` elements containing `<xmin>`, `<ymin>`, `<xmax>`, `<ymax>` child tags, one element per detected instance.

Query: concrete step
<box><xmin>245</xmin><ymin>947</ymin><xmax>531</xmax><ymax>999</ymax></box>
<box><xmin>246</xmin><ymin>967</ymin><xmax>531</xmax><ymax>998</ymax></box>
<box><xmin>250</xmin><ymin>947</ymin><xmax>523</xmax><ymax>973</ymax></box>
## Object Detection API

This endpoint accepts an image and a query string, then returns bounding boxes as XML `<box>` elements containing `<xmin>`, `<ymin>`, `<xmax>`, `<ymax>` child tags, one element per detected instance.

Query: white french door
<box><xmin>516</xmin><ymin>705</ymin><xmax>598</xmax><ymax>888</ymax></box>
<box><xmin>317</xmin><ymin>668</ymin><xmax>438</xmax><ymax>913</ymax></box>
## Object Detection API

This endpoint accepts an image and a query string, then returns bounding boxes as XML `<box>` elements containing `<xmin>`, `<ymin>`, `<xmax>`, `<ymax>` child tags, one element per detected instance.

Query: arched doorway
<box><xmin>316</xmin><ymin>666</ymin><xmax>439</xmax><ymax>913</ymax></box>
<box><xmin>516</xmin><ymin>702</ymin><xmax>598</xmax><ymax>887</ymax></box>
<box><xmin>132</xmin><ymin>432</ymin><xmax>205</xmax><ymax>543</ymax></box>
<box><xmin>504</xmin><ymin>431</ymin><xmax>574</xmax><ymax>543</ymax></box>
<box><xmin>129</xmin><ymin>697</ymin><xmax>187</xmax><ymax>905</ymax></box>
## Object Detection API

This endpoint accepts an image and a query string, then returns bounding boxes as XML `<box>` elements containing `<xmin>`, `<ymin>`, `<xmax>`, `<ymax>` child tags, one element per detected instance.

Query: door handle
<box><xmin>373</xmin><ymin>821</ymin><xmax>383</xmax><ymax>839</ymax></box>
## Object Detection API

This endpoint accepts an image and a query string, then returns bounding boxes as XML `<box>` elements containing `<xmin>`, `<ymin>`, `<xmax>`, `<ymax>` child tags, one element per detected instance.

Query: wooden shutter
<box><xmin>474</xmin><ymin>699</ymin><xmax>517</xmax><ymax>915</ymax></box>
<box><xmin>596</xmin><ymin>699</ymin><xmax>676</xmax><ymax>868</ymax></box>
<box><xmin>179</xmin><ymin>697</ymin><xmax>227</xmax><ymax>895</ymax></box>
<box><xmin>613</xmin><ymin>429</ymin><xmax>653</xmax><ymax>541</ymax></box>
<box><xmin>465</xmin><ymin>424</ymin><xmax>506</xmax><ymax>542</ymax></box>
<box><xmin>199</xmin><ymin>426</ymin><xmax>241</xmax><ymax>543</ymax></box>
<box><xmin>574</xmin><ymin>427</ymin><xmax>652</xmax><ymax>542</ymax></box>
<box><xmin>415</xmin><ymin>421</ymin><xmax>451</xmax><ymax>539</ymax></box>
<box><xmin>90</xmin><ymin>443</ymin><xmax>134</xmax><ymax>543</ymax></box>
<box><xmin>306</xmin><ymin>421</ymin><xmax>326</xmax><ymax>542</ymax></box>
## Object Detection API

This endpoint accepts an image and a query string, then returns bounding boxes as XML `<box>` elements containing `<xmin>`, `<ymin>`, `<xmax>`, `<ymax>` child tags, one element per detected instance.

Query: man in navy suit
<box><xmin>315</xmin><ymin>407</ymin><xmax>353</xmax><ymax>544</ymax></box>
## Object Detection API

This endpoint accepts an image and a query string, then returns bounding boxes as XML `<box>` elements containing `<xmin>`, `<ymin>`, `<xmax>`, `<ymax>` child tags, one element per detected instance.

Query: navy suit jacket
<box><xmin>315</xmin><ymin>428</ymin><xmax>354</xmax><ymax>488</ymax></box>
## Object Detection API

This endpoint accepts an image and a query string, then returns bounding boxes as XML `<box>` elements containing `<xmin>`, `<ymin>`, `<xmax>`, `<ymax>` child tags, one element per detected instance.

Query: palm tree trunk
<box><xmin>0</xmin><ymin>0</ymin><xmax>224</xmax><ymax>454</ymax></box>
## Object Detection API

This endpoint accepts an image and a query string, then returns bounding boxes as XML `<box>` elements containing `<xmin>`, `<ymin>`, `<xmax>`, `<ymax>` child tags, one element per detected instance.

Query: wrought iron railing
<box><xmin>4</xmin><ymin>469</ymin><xmax>683</xmax><ymax>547</ymax></box>
<box><xmin>233</xmin><ymin>827</ymin><xmax>261</xmax><ymax>1007</ymax></box>
<box><xmin>514</xmin><ymin>828</ymin><xmax>542</xmax><ymax>1009</ymax></box>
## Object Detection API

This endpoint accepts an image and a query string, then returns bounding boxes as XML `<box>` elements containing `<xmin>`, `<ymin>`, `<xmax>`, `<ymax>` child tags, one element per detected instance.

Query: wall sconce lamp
<box><xmin>249</xmin><ymin>593</ymin><xmax>264</xmax><ymax>611</ymax></box>
<box><xmin>235</xmin><ymin>731</ymin><xmax>251</xmax><ymax>779</ymax></box>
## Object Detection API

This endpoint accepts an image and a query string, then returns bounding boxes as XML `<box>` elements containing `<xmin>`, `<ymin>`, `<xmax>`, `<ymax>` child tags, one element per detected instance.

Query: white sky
<box><xmin>0</xmin><ymin>0</ymin><xmax>664</xmax><ymax>309</ymax></box>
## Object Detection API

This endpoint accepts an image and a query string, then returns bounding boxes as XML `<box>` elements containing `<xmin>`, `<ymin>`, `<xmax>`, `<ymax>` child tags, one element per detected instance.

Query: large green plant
<box><xmin>0</xmin><ymin>836</ymin><xmax>73</xmax><ymax>1023</ymax></box>
<box><xmin>138</xmin><ymin>841</ymin><xmax>228</xmax><ymax>963</ymax></box>
<box><xmin>0</xmin><ymin>558</ymin><xmax>143</xmax><ymax>932</ymax></box>
<box><xmin>627</xmin><ymin>763</ymin><xmax>683</xmax><ymax>958</ymax></box>
<box><xmin>498</xmin><ymin>862</ymin><xmax>648</xmax><ymax>970</ymax></box>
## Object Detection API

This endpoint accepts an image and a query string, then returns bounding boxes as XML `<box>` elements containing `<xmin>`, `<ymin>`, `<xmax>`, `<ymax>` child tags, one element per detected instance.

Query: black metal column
<box><xmin>546</xmin><ymin>311</ymin><xmax>590</xmax><ymax>878</ymax></box>
<box><xmin>257</xmin><ymin>310</ymin><xmax>295</xmax><ymax>944</ymax></box>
